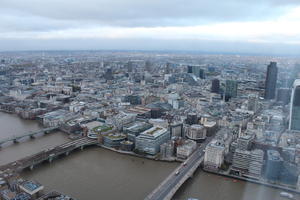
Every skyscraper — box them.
[187,65,205,78]
[211,79,220,93]
[289,79,300,131]
[264,62,278,100]
[225,80,238,100]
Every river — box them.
[0,112,298,200]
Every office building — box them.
[186,113,198,125]
[186,124,207,141]
[264,62,278,100]
[104,68,113,80]
[248,149,264,179]
[103,133,126,148]
[123,121,153,142]
[187,65,205,79]
[232,149,251,171]
[289,79,300,131]
[135,126,170,155]
[176,139,197,159]
[204,140,225,170]
[247,94,259,112]
[211,79,220,93]
[265,150,283,181]
[160,141,175,159]
[225,80,238,100]
[237,135,254,151]
[277,88,291,105]
[170,123,183,138]
[123,95,142,105]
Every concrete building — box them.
[203,121,217,137]
[248,149,264,179]
[204,140,225,171]
[265,150,283,182]
[120,140,134,151]
[237,135,254,151]
[247,94,259,112]
[176,139,197,159]
[160,141,175,159]
[135,126,170,155]
[186,124,207,141]
[186,113,198,125]
[19,180,44,198]
[170,123,183,138]
[232,149,251,172]
[38,109,74,127]
[167,92,183,109]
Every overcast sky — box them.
[1,0,300,54]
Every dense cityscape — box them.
[0,51,299,199]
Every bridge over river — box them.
[145,137,213,200]
[0,137,97,175]
[0,126,59,147]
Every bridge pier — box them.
[13,139,19,144]
[48,157,53,163]
[30,165,34,170]
[30,135,36,139]
[65,151,70,156]
[80,146,84,150]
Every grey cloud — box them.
[0,0,298,30]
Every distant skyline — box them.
[1,0,300,54]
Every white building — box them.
[204,140,225,170]
[43,85,72,95]
[168,92,181,109]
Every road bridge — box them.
[0,127,59,147]
[0,137,97,174]
[145,137,213,200]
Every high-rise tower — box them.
[264,62,278,100]
[289,79,300,131]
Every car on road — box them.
[183,162,187,166]
[175,170,180,175]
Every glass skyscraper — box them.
[289,79,300,131]
[264,62,278,100]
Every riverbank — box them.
[203,168,300,195]
[97,144,184,163]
